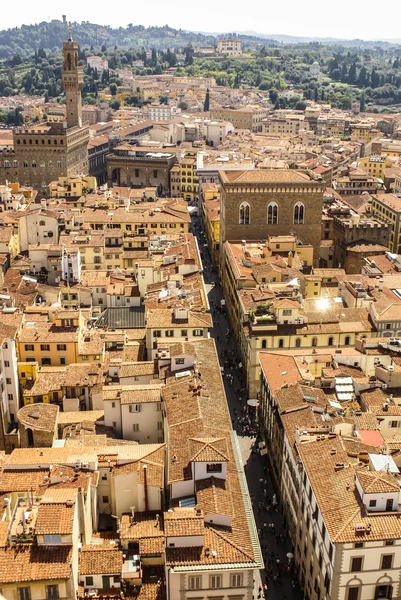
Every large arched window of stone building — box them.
[267,202,278,224]
[239,202,250,225]
[293,202,305,224]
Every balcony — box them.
[121,555,142,585]
[250,316,278,331]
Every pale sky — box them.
[3,0,401,42]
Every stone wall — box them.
[220,184,324,265]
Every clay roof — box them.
[120,512,163,541]
[0,545,72,583]
[18,403,59,432]
[164,509,205,537]
[79,545,123,575]
[195,476,233,517]
[356,470,400,493]
[220,169,313,184]
[35,492,76,535]
[298,436,401,543]
[189,437,229,462]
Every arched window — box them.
[239,202,250,225]
[267,202,278,224]
[293,202,305,225]
[12,160,18,168]
[344,335,350,346]
[23,161,28,168]
[328,336,334,346]
[261,339,267,349]
[4,160,9,168]
[312,337,318,347]
[295,338,301,348]
[278,338,284,348]
[32,162,36,168]
[39,220,46,226]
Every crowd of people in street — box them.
[190,214,303,600]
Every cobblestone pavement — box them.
[192,218,304,600]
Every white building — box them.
[206,120,234,147]
[103,384,164,444]
[217,39,242,56]
[147,103,180,122]
[87,56,109,73]
[19,207,59,251]
[0,319,20,450]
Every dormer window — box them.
[206,463,222,473]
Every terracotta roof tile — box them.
[79,546,123,575]
[0,546,73,583]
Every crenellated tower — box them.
[62,25,83,129]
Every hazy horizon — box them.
[2,0,401,43]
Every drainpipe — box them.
[143,465,149,512]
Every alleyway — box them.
[192,217,304,600]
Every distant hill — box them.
[0,20,273,59]
[199,29,398,48]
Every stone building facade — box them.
[17,403,58,448]
[0,30,89,195]
[332,215,390,269]
[219,169,325,266]
[107,146,177,194]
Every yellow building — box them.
[0,223,20,258]
[371,193,401,253]
[179,154,199,202]
[357,155,394,179]
[48,175,97,197]
[170,164,181,198]
[202,184,220,265]
[304,274,322,298]
[18,311,80,367]
[210,106,267,132]
[351,123,376,142]
[81,201,190,235]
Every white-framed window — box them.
[188,576,201,590]
[267,202,278,224]
[193,329,203,337]
[294,202,305,224]
[239,202,250,225]
[210,575,222,589]
[231,573,243,587]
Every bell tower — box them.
[62,25,83,129]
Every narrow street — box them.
[192,216,304,600]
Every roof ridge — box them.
[190,441,229,462]
[211,527,255,562]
